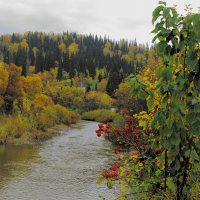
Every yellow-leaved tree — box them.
[20,75,43,100]
[68,42,79,56]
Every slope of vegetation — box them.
[0,62,80,144]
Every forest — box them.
[0,32,151,84]
[0,31,159,144]
[0,1,200,200]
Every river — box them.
[0,121,116,200]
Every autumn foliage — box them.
[0,62,80,143]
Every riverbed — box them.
[0,121,116,200]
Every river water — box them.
[0,121,116,200]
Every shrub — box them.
[53,104,80,125]
[82,109,119,123]
[36,106,58,130]
[36,104,80,131]
[33,94,54,109]
[85,91,113,111]
[0,115,25,138]
[47,85,85,110]
[114,81,146,113]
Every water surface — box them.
[0,121,115,200]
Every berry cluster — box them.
[101,162,121,179]
[95,109,142,148]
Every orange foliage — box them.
[97,80,107,92]
[0,63,22,111]
[33,94,54,109]
[0,63,9,95]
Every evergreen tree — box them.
[86,84,91,93]
[57,58,63,80]
[63,52,69,72]
[106,71,123,96]
[98,73,103,82]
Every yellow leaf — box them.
[190,81,194,89]
[119,154,125,160]
[107,178,113,189]
[119,167,125,176]
[124,160,128,165]
[137,162,143,167]
[129,154,138,160]
[96,177,105,184]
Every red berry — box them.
[114,146,122,153]
[136,139,141,145]
[114,128,120,133]
[109,165,117,171]
[128,116,133,122]
[122,109,129,115]
[98,123,104,129]
[96,130,100,134]
[96,132,101,137]
[104,129,109,134]
[134,129,139,135]
[106,125,110,129]
[124,124,130,131]
[122,131,127,137]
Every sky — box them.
[0,0,199,44]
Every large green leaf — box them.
[167,178,176,193]
[152,5,164,24]
[185,150,199,161]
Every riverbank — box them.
[0,123,80,145]
[0,107,120,145]
[0,124,60,145]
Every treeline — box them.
[0,32,158,94]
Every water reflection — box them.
[0,145,41,190]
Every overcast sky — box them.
[0,0,199,44]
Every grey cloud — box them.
[116,18,149,30]
[0,0,199,44]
